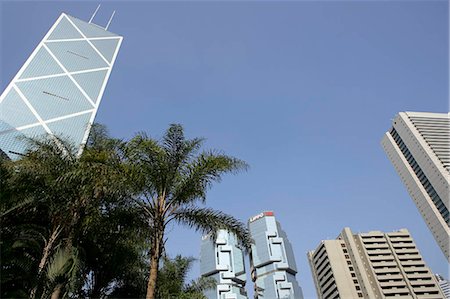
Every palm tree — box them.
[155,255,215,299]
[3,126,129,299]
[124,124,252,299]
[79,201,150,298]
[0,163,43,298]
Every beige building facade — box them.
[381,112,450,261]
[308,228,445,299]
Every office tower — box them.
[200,229,248,299]
[436,274,450,299]
[308,227,445,299]
[381,112,450,261]
[0,12,122,159]
[248,211,303,299]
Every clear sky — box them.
[1,1,449,298]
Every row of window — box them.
[341,244,364,297]
[410,116,450,124]
[312,244,327,265]
[316,259,332,280]
[390,128,450,225]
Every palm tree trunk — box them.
[30,224,61,299]
[50,284,63,299]
[146,232,163,299]
[66,209,79,250]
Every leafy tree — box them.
[1,150,46,298]
[79,202,150,298]
[1,125,131,298]
[1,123,250,299]
[124,124,252,299]
[155,255,215,299]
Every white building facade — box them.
[381,112,450,261]
[436,274,450,299]
[308,228,445,299]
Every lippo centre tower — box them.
[248,211,303,299]
[200,229,248,299]
[0,12,122,159]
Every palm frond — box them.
[170,152,248,206]
[46,247,74,284]
[0,197,33,218]
[173,207,252,250]
[42,246,82,298]
[185,276,216,293]
[125,133,167,194]
[162,124,204,166]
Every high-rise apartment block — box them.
[308,228,445,299]
[0,12,122,159]
[381,112,450,261]
[200,230,248,299]
[435,275,450,299]
[248,211,303,299]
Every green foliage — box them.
[0,123,248,299]
[0,125,137,298]
[125,124,251,249]
[124,124,250,298]
[79,203,150,298]
[41,247,82,299]
[155,255,214,299]
[1,156,44,297]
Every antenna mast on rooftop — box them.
[105,10,116,30]
[89,4,101,23]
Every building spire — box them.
[89,4,101,23]
[105,10,116,30]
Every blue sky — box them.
[1,1,448,298]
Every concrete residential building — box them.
[381,112,450,261]
[308,227,445,299]
[200,229,248,299]
[0,12,122,159]
[248,211,303,299]
[435,274,450,299]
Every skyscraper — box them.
[308,227,445,299]
[0,12,122,159]
[436,274,450,299]
[248,211,303,299]
[381,112,450,261]
[200,229,248,299]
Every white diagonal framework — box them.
[0,13,122,159]
[41,43,96,107]
[64,16,111,67]
[16,67,109,83]
[46,36,121,43]
[12,85,53,134]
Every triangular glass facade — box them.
[0,13,122,159]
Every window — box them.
[356,286,360,290]
[351,273,356,277]
[349,267,354,271]
[345,255,350,259]
[347,261,352,265]
[358,293,363,298]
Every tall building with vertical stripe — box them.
[381,112,450,261]
[200,229,248,299]
[308,228,445,299]
[0,12,122,159]
[435,274,450,299]
[248,211,303,299]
